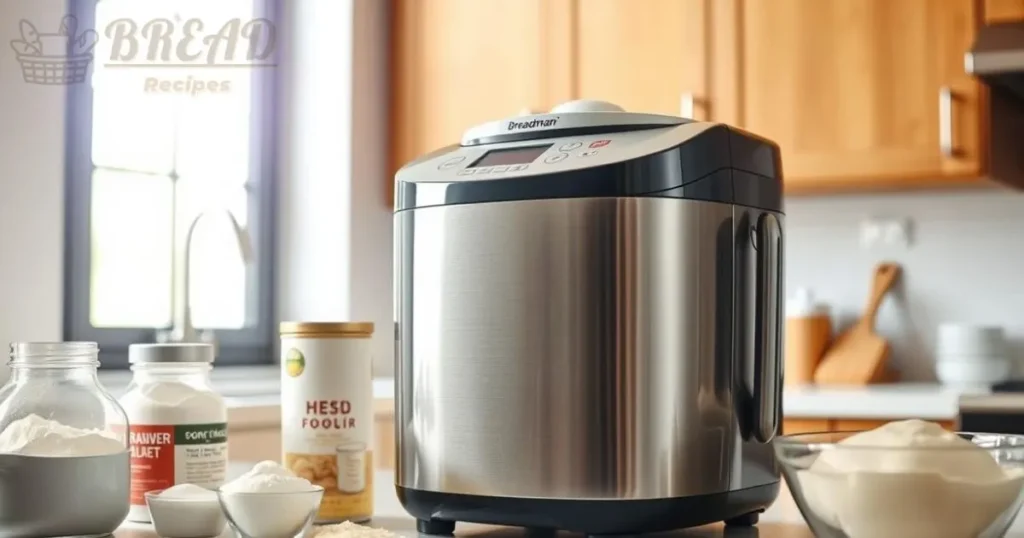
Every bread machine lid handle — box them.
[460,99,686,147]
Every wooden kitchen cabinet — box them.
[985,0,1024,22]
[573,0,710,120]
[782,419,831,435]
[783,418,955,435]
[390,0,994,200]
[735,0,985,193]
[389,0,572,190]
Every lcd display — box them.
[469,145,552,168]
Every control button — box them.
[491,165,509,172]
[509,164,529,171]
[544,153,569,164]
[457,169,475,176]
[589,140,611,148]
[559,142,583,151]
[476,167,492,174]
[439,156,467,170]
[579,150,599,157]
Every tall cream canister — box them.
[280,321,374,524]
[784,288,832,386]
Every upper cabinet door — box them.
[390,0,572,178]
[738,0,983,191]
[985,0,1024,22]
[573,0,709,120]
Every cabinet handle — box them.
[680,93,695,118]
[939,87,954,157]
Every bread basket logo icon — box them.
[10,16,98,85]
[285,348,305,378]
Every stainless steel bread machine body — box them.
[393,100,785,535]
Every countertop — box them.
[113,464,1024,538]
[98,365,989,424]
[115,465,817,538]
[782,382,989,420]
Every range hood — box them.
[966,22,1024,100]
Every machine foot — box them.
[417,519,456,535]
[724,512,760,527]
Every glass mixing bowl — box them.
[774,430,1024,538]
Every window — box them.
[64,0,279,367]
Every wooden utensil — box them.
[813,263,902,385]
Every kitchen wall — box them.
[0,0,66,381]
[787,190,1024,381]
[2,0,1022,383]
[277,0,394,375]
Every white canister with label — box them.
[281,321,374,523]
[119,343,228,522]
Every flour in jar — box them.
[799,419,1024,538]
[0,414,123,456]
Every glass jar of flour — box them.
[0,342,130,538]
[118,343,227,522]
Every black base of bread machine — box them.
[396,481,780,536]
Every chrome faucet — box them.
[157,208,254,347]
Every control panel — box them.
[421,126,686,183]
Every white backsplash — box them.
[785,189,1024,381]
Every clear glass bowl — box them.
[217,487,324,538]
[775,430,1024,538]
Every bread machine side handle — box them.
[752,213,783,443]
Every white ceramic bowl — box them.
[145,489,226,538]
[936,358,1011,387]
[937,324,1006,358]
[217,486,324,538]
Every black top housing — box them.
[395,124,784,214]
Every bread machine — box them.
[393,100,785,535]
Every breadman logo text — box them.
[507,117,559,131]
[10,13,276,94]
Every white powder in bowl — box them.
[798,419,1024,538]
[158,483,218,502]
[219,461,325,538]
[221,460,318,493]
[0,414,124,456]
[312,521,398,538]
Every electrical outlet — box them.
[882,219,912,248]
[860,220,883,248]
[860,218,912,249]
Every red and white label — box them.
[128,425,175,505]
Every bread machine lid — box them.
[395,100,784,213]
[460,100,686,146]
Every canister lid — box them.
[279,321,375,337]
[129,343,216,364]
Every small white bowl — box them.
[217,486,324,538]
[937,324,1006,357]
[145,489,226,538]
[936,358,1011,387]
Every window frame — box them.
[63,0,281,368]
